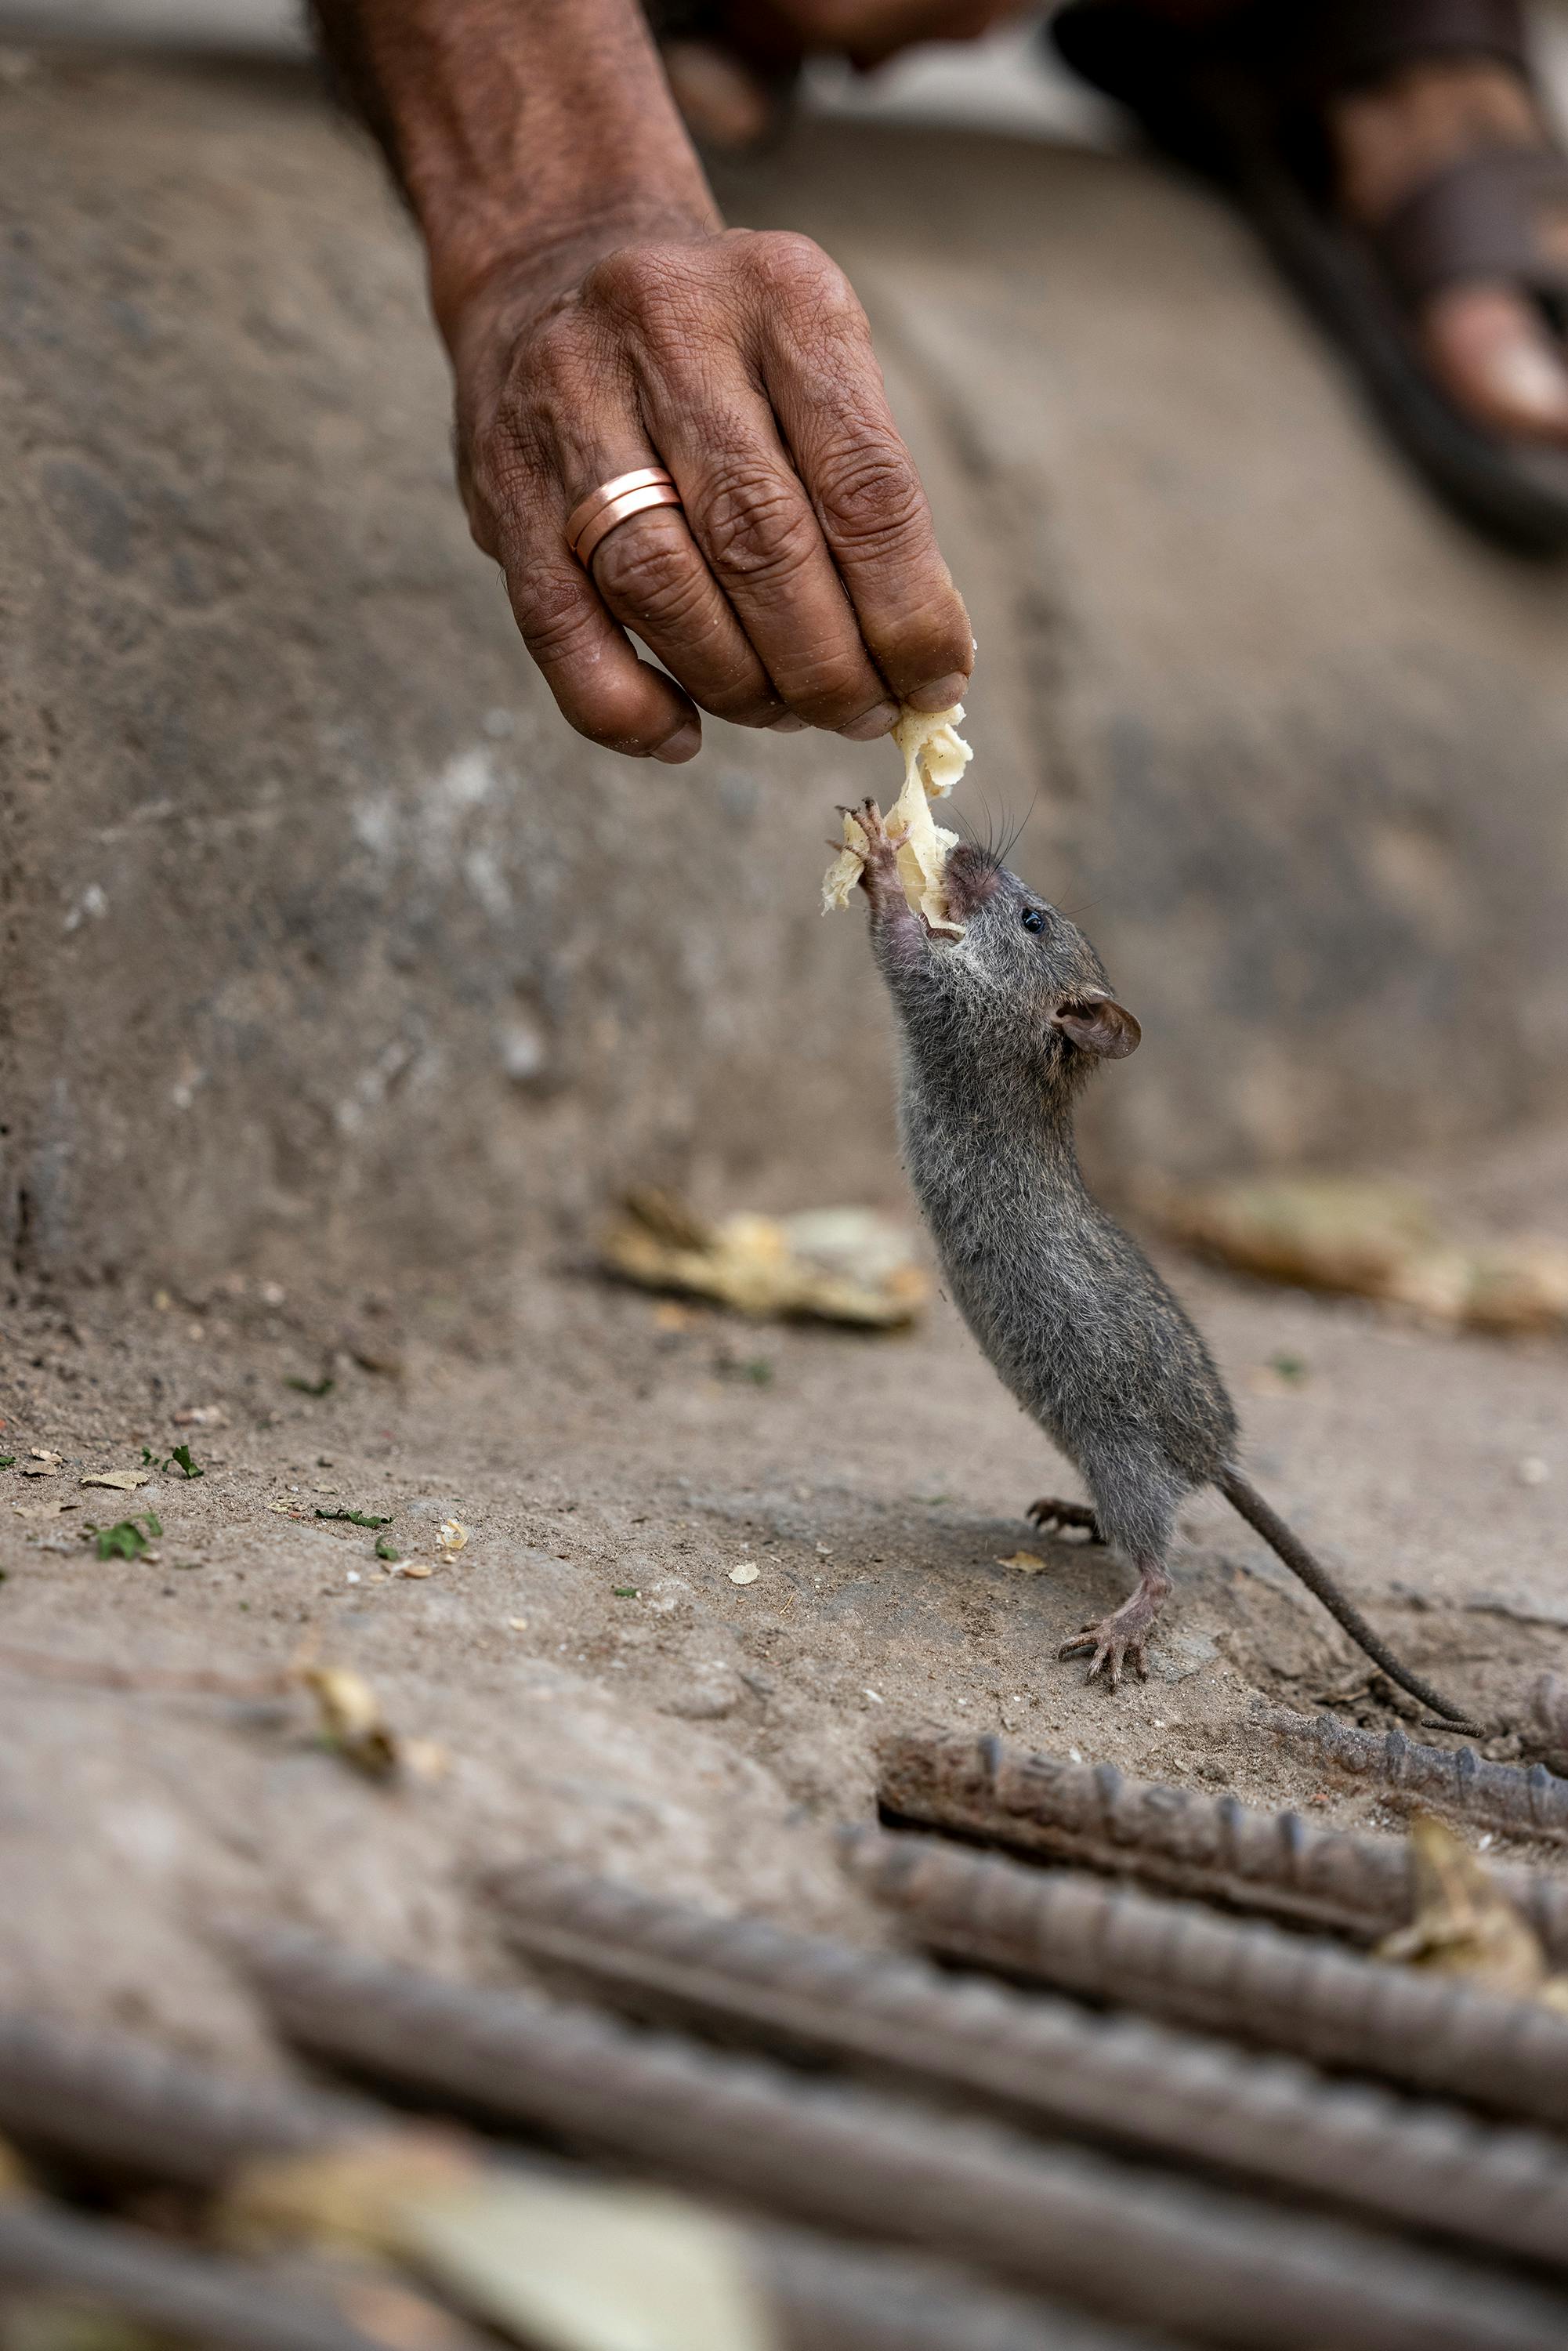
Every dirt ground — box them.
[2,1132,1566,2074]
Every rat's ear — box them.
[1052,993,1142,1059]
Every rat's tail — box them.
[1216,1466,1487,1732]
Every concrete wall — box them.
[5,54,1568,1288]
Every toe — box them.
[1422,282,1568,440]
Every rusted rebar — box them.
[877,1726,1568,1957]
[492,1859,1568,2271]
[755,2234,1161,2351]
[0,2196,427,2351]
[1255,1707,1568,1842]
[237,1919,1568,2351]
[0,2005,1150,2351]
[848,1826,1568,2128]
[0,2008,373,2189]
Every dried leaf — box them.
[223,2137,477,2254]
[19,1451,61,1478]
[226,2150,770,2351]
[1375,1815,1549,1997]
[81,1472,153,1494]
[996,1550,1048,1574]
[436,1520,469,1561]
[400,2175,773,2351]
[603,1194,927,1328]
[299,1666,399,1778]
[396,1563,433,1580]
[1159,1176,1568,1337]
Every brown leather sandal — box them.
[1051,0,1568,551]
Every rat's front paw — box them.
[1028,1496,1104,1545]
[842,797,903,893]
[1059,1601,1157,1692]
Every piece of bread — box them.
[820,705,972,931]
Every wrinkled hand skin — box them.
[451,230,972,762]
[307,0,970,760]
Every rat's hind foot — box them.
[1059,1614,1152,1692]
[1059,1561,1171,1694]
[1028,1497,1104,1545]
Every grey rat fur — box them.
[848,796,1480,1726]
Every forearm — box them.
[308,0,722,337]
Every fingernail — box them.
[904,672,969,715]
[769,715,809,733]
[652,719,701,764]
[1482,339,1568,422]
[840,701,900,743]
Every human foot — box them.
[1331,55,1568,442]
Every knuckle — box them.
[593,523,707,630]
[699,467,817,588]
[581,242,701,339]
[742,230,849,309]
[513,572,599,669]
[813,445,925,552]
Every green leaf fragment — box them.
[286,1376,335,1396]
[92,1514,160,1561]
[315,1508,393,1527]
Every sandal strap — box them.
[1302,0,1526,96]
[1374,146,1568,300]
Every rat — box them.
[846,795,1483,1728]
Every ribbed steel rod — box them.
[0,2197,426,2351]
[237,1920,1568,2351]
[0,2005,1151,2351]
[848,1827,1568,2128]
[1255,1707,1568,1842]
[0,2008,375,2189]
[492,1858,1568,2272]
[877,1727,1568,1956]
[755,2234,1164,2351]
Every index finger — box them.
[762,285,973,711]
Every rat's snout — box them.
[942,842,1001,922]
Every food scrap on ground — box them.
[1157,1173,1568,1335]
[821,701,972,933]
[1376,1814,1568,2009]
[602,1189,928,1328]
[298,1662,447,1783]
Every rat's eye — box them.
[1019,907,1047,934]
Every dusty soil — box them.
[2,1184,1565,2072]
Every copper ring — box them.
[566,468,683,567]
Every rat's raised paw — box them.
[841,796,901,878]
[1028,1496,1104,1545]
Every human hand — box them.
[450,226,972,763]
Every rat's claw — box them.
[1028,1497,1103,1543]
[1059,1614,1151,1692]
